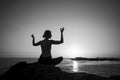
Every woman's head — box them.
[43,30,52,39]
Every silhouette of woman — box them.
[31,27,64,65]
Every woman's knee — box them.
[58,56,63,60]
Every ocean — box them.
[0,58,120,77]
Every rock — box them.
[109,75,120,80]
[0,61,119,80]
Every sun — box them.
[68,45,80,58]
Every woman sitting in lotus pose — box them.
[31,27,64,65]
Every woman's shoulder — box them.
[41,39,53,42]
[49,39,55,42]
[38,39,44,43]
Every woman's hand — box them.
[60,27,64,33]
[31,34,34,38]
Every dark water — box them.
[0,58,120,77]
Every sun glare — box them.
[73,61,79,72]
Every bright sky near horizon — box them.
[0,0,120,58]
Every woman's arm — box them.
[60,27,64,43]
[31,34,40,46]
[52,27,64,44]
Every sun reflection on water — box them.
[73,61,79,72]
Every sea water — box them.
[57,59,120,77]
[0,58,120,77]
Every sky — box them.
[0,0,120,58]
